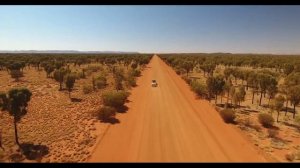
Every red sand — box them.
[88,55,270,162]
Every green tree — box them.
[190,80,207,98]
[258,73,274,106]
[266,78,278,105]
[223,79,232,106]
[270,95,285,122]
[223,68,233,80]
[283,64,294,76]
[10,70,23,81]
[5,88,32,146]
[289,85,300,119]
[53,68,69,90]
[247,72,259,104]
[180,61,194,76]
[131,62,138,69]
[113,68,125,91]
[44,64,55,78]
[236,85,246,106]
[206,75,225,104]
[65,74,76,99]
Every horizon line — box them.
[1,50,300,55]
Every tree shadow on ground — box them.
[71,98,82,102]
[271,135,291,144]
[20,143,49,161]
[100,118,120,124]
[224,120,238,125]
[284,107,296,113]
[116,105,129,113]
[283,122,300,130]
[242,109,259,113]
[267,125,280,130]
[262,104,271,108]
[194,95,208,100]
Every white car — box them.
[152,80,158,87]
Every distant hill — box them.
[0,50,140,54]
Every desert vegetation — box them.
[159,53,300,162]
[0,53,152,162]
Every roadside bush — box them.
[190,80,207,98]
[102,90,130,109]
[219,108,236,123]
[82,84,93,94]
[98,106,116,121]
[129,69,141,77]
[258,113,274,128]
[127,74,137,87]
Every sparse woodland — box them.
[0,53,152,162]
[1,52,300,162]
[159,53,300,162]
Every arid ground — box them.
[88,55,271,162]
[1,54,299,162]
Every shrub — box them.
[85,65,103,76]
[127,75,137,87]
[98,106,116,121]
[131,62,138,69]
[268,129,278,138]
[65,74,76,90]
[219,109,236,123]
[10,70,23,81]
[129,69,141,77]
[102,90,130,109]
[190,80,207,98]
[258,113,274,128]
[285,152,295,162]
[82,84,93,94]
[95,75,107,89]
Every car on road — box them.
[152,80,158,87]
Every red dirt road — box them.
[88,55,269,162]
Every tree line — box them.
[159,54,300,122]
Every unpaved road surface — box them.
[88,55,270,162]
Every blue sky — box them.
[1,5,300,54]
